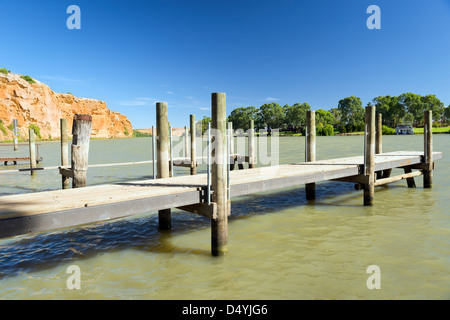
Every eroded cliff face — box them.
[0,73,132,141]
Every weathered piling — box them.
[190,114,197,175]
[228,122,235,171]
[376,113,382,154]
[152,126,157,179]
[71,114,92,188]
[305,110,316,200]
[423,110,433,188]
[211,92,228,256]
[184,126,189,158]
[28,129,37,176]
[363,106,376,206]
[156,102,171,229]
[13,119,18,151]
[60,118,69,189]
[375,113,383,179]
[248,120,256,169]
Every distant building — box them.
[395,125,414,135]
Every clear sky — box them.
[1,0,449,129]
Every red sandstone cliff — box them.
[0,73,132,141]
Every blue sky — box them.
[1,0,449,129]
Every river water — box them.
[0,135,448,299]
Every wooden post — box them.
[305,110,316,200]
[184,126,189,158]
[248,120,256,169]
[363,106,375,206]
[13,119,18,151]
[28,129,36,176]
[156,102,171,229]
[228,122,235,171]
[71,114,92,188]
[376,113,382,154]
[60,118,69,189]
[375,113,383,179]
[152,126,157,179]
[211,92,228,256]
[423,110,433,188]
[169,125,174,177]
[190,114,196,175]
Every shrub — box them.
[382,125,395,135]
[133,130,152,137]
[124,126,130,136]
[316,124,324,136]
[324,124,334,136]
[29,124,42,139]
[0,68,10,75]
[21,75,36,84]
[0,120,7,135]
[338,125,347,134]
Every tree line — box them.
[208,93,450,135]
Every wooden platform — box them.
[1,157,43,165]
[0,151,442,239]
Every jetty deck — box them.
[0,151,442,239]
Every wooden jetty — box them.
[0,96,443,256]
[0,144,42,165]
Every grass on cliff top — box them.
[0,68,10,75]
[21,75,36,84]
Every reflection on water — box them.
[0,135,449,299]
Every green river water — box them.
[0,135,448,299]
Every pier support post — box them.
[156,102,171,229]
[211,92,228,256]
[185,126,189,158]
[13,119,18,151]
[305,110,316,200]
[190,114,197,175]
[375,113,383,179]
[363,106,375,206]
[71,114,92,188]
[423,110,433,188]
[248,120,256,169]
[28,129,37,176]
[60,118,70,189]
[228,122,235,171]
[376,113,382,154]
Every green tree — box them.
[398,93,422,126]
[421,94,445,123]
[444,106,450,123]
[330,108,342,127]
[337,96,364,131]
[372,95,404,127]
[401,113,414,126]
[201,116,211,135]
[257,102,285,130]
[227,106,258,131]
[284,102,310,132]
[315,109,335,127]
